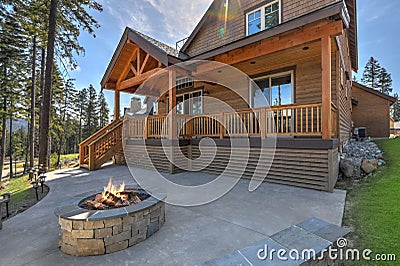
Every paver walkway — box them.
[0,165,346,266]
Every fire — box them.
[101,177,125,203]
[81,177,145,210]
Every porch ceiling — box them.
[233,39,323,77]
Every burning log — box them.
[79,177,148,210]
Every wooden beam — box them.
[117,48,138,83]
[207,20,343,69]
[118,67,163,91]
[168,70,177,140]
[105,82,116,90]
[321,36,332,140]
[114,90,120,121]
[139,53,150,75]
[137,48,141,76]
[130,63,137,76]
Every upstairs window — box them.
[246,1,281,36]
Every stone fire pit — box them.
[54,188,166,256]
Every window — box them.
[167,90,203,115]
[250,71,294,108]
[176,76,194,90]
[246,1,281,36]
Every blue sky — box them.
[69,0,400,111]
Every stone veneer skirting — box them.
[55,189,166,256]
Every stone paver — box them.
[0,165,346,265]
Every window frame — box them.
[246,0,282,36]
[166,89,204,115]
[250,70,295,108]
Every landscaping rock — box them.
[340,158,362,178]
[361,159,378,174]
[340,140,385,179]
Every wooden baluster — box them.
[301,108,303,133]
[285,108,289,133]
[311,106,314,133]
[306,107,309,133]
[219,113,225,139]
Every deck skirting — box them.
[124,138,339,192]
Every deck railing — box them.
[124,103,332,139]
[79,120,123,170]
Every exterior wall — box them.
[335,30,353,144]
[124,139,339,192]
[185,0,340,56]
[352,86,391,138]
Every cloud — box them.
[144,0,213,40]
[98,0,213,45]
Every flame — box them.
[101,177,125,202]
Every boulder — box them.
[340,158,362,179]
[361,159,378,174]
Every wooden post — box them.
[168,70,177,174]
[321,36,332,140]
[88,144,95,171]
[114,90,120,121]
[79,145,85,165]
[168,70,177,140]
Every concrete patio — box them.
[0,165,346,265]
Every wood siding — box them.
[124,140,338,191]
[185,0,340,56]
[352,86,392,138]
[335,31,353,144]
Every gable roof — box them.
[352,81,396,104]
[180,0,358,70]
[100,27,183,89]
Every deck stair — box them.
[79,120,123,170]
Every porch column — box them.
[114,90,120,121]
[321,36,332,140]
[168,70,177,140]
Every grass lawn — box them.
[1,174,49,219]
[343,138,400,264]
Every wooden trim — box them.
[321,36,332,140]
[118,67,163,91]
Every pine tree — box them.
[392,93,400,122]
[361,57,381,89]
[84,84,99,138]
[98,91,110,128]
[77,88,88,143]
[377,67,393,95]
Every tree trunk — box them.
[0,98,7,184]
[24,123,30,174]
[9,113,13,179]
[30,36,37,169]
[39,0,58,169]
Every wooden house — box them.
[352,82,396,138]
[80,0,358,192]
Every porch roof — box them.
[100,27,184,90]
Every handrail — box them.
[88,120,123,147]
[79,119,121,147]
